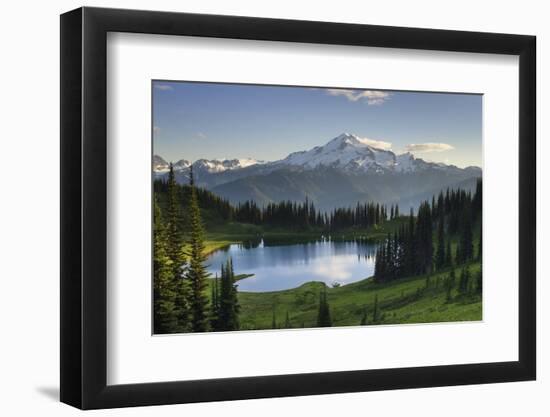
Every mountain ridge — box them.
[153,133,481,210]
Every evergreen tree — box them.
[210,273,220,330]
[458,266,470,295]
[185,185,211,332]
[416,202,433,274]
[445,239,453,267]
[475,269,482,294]
[472,178,482,220]
[218,258,240,331]
[317,287,332,327]
[435,214,446,270]
[478,226,483,261]
[165,164,185,268]
[461,204,474,262]
[189,163,194,186]
[405,208,417,275]
[153,199,178,333]
[165,164,189,331]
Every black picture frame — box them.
[60,6,536,410]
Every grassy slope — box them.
[232,262,481,330]
[202,216,482,330]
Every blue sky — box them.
[153,81,482,168]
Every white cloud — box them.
[357,136,392,150]
[404,143,455,153]
[154,84,173,91]
[326,89,391,105]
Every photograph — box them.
[152,81,483,334]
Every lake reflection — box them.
[206,239,378,292]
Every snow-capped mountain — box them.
[153,156,265,186]
[193,158,263,173]
[153,156,190,176]
[275,133,467,174]
[153,133,481,210]
[279,133,396,172]
[153,155,169,173]
[154,133,477,177]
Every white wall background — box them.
[0,0,545,415]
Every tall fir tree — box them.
[458,203,474,263]
[478,225,483,261]
[445,239,453,267]
[165,163,189,331]
[435,214,446,270]
[458,266,470,295]
[218,258,240,331]
[165,164,184,267]
[153,199,178,333]
[210,273,220,330]
[185,185,211,332]
[189,163,195,186]
[416,202,433,274]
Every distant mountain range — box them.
[154,133,481,211]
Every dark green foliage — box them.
[472,178,482,220]
[458,266,471,295]
[478,225,482,261]
[217,258,240,331]
[236,198,392,231]
[165,164,185,270]
[186,186,211,332]
[475,269,482,294]
[374,180,482,284]
[445,239,453,267]
[457,202,474,263]
[189,164,194,186]
[153,199,178,333]
[435,214,446,270]
[165,165,190,331]
[210,274,220,329]
[154,179,234,228]
[416,201,433,274]
[317,287,332,327]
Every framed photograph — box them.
[60,7,536,409]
